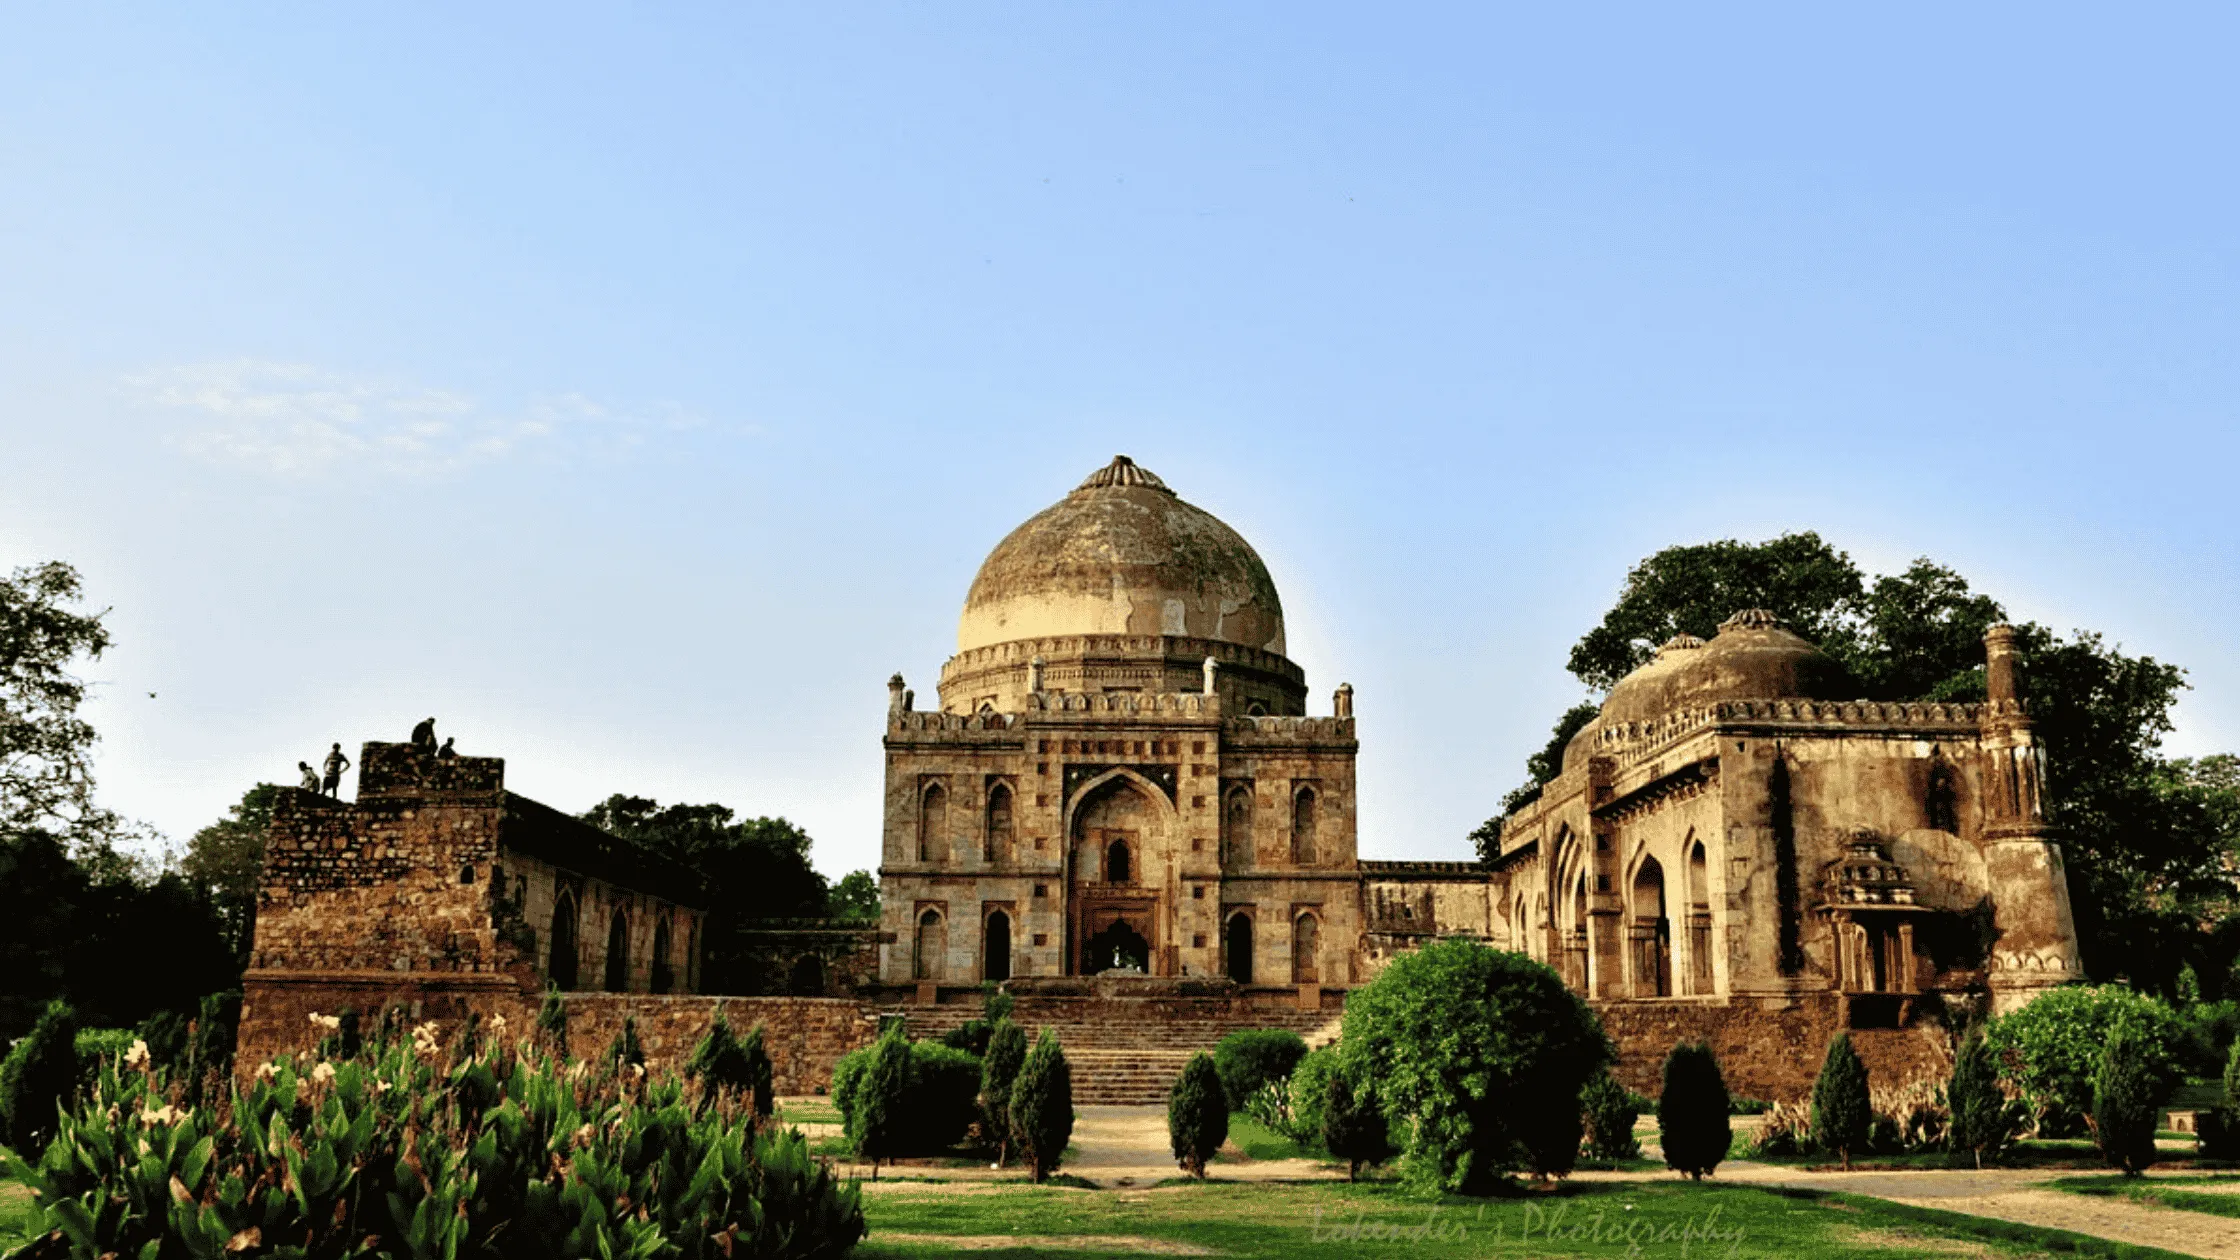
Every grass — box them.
[853,1177,2198,1259]
[1217,1113,1312,1163]
[2047,1174,2240,1220]
[0,1146,40,1251]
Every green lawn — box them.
[2048,1174,2240,1220]
[854,1178,2197,1259]
[1217,1113,1312,1163]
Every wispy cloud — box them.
[130,360,698,476]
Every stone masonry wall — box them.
[239,976,879,1097]
[1595,995,1952,1101]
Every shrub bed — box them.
[2,1015,864,1259]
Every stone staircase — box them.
[891,995,1344,1105]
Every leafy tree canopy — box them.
[183,783,280,966]
[1,562,115,844]
[826,869,880,921]
[581,795,829,920]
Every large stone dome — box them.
[1598,609,1852,726]
[957,456,1287,655]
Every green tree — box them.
[854,1025,914,1177]
[1580,1068,1642,1160]
[1811,1033,1872,1170]
[826,870,879,920]
[182,783,279,965]
[1947,1026,2022,1168]
[603,1015,645,1074]
[1167,1051,1228,1179]
[1985,985,2186,1136]
[0,562,114,844]
[1657,1041,1732,1180]
[979,1019,1027,1165]
[2196,1040,2240,1159]
[1009,1029,1075,1183]
[0,999,80,1155]
[1341,939,1611,1194]
[684,1009,773,1117]
[1321,1068,1392,1181]
[2093,1023,2174,1176]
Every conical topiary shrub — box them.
[1010,1029,1075,1183]
[979,1019,1028,1164]
[1947,1024,2020,1168]
[854,1024,914,1178]
[1581,1068,1643,1160]
[1657,1041,1732,1180]
[0,1000,79,1156]
[1168,1051,1229,1178]
[685,1009,774,1117]
[1811,1033,1871,1170]
[2094,1023,2170,1177]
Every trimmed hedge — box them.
[1212,1029,1307,1110]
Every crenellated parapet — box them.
[1223,714,1357,748]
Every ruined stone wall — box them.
[251,752,509,975]
[238,980,877,1097]
[561,996,881,1096]
[1595,996,1953,1101]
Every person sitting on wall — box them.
[298,761,320,792]
[437,736,456,759]
[321,742,351,796]
[410,716,437,751]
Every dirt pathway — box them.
[1714,1161,2240,1260]
[1067,1105,1346,1188]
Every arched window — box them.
[788,955,824,996]
[548,890,580,991]
[651,915,674,995]
[604,909,631,992]
[1686,839,1713,995]
[1292,912,1320,984]
[1106,838,1132,884]
[985,783,1014,865]
[1291,786,1318,865]
[1225,912,1254,983]
[914,908,946,981]
[1630,856,1671,997]
[1221,785,1253,868]
[918,783,948,864]
[459,863,476,884]
[984,909,1012,982]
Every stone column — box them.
[1979,625,2086,1012]
[1585,758,1624,999]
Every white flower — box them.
[254,1063,281,1082]
[310,1063,337,1085]
[123,1039,150,1069]
[489,1014,507,1032]
[411,1021,442,1055]
[573,1123,595,1148]
[307,1013,341,1032]
[138,1104,188,1126]
[628,1063,645,1081]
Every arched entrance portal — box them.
[1067,774,1169,975]
[985,909,1013,982]
[1086,918,1151,973]
[1225,912,1254,983]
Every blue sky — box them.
[3,5,2236,879]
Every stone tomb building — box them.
[878,456,1361,997]
[877,456,2087,1094]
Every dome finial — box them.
[1075,455,1173,494]
[1718,608,1783,633]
